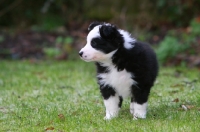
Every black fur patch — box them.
[100,85,116,100]
[99,25,124,46]
[99,25,117,39]
[119,96,123,108]
[91,37,118,54]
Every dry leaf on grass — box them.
[58,114,65,120]
[180,104,195,111]
[172,98,179,102]
[45,126,54,131]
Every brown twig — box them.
[0,0,23,17]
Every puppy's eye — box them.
[91,40,97,47]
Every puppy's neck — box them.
[96,49,117,67]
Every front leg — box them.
[100,85,123,120]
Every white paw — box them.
[103,96,120,120]
[133,112,146,119]
[104,111,118,120]
[130,102,147,119]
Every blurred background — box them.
[0,0,200,67]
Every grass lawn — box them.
[0,60,200,132]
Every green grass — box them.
[0,60,200,132]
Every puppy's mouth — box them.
[80,56,94,62]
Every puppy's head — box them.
[79,22,124,62]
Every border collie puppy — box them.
[79,22,158,120]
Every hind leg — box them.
[130,86,150,119]
[130,99,147,119]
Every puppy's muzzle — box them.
[79,51,83,57]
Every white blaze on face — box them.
[79,26,101,62]
[79,26,116,62]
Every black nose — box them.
[79,51,83,57]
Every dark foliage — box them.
[0,0,200,67]
[0,0,200,29]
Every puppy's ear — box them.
[99,25,118,39]
[88,22,102,32]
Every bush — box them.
[156,18,200,65]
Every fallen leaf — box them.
[58,114,65,120]
[45,127,54,131]
[185,105,195,109]
[180,104,195,111]
[172,98,179,102]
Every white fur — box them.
[119,30,136,49]
[87,26,101,42]
[104,95,120,120]
[80,26,111,62]
[130,102,147,119]
[98,64,137,98]
[80,26,136,61]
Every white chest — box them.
[97,66,137,98]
